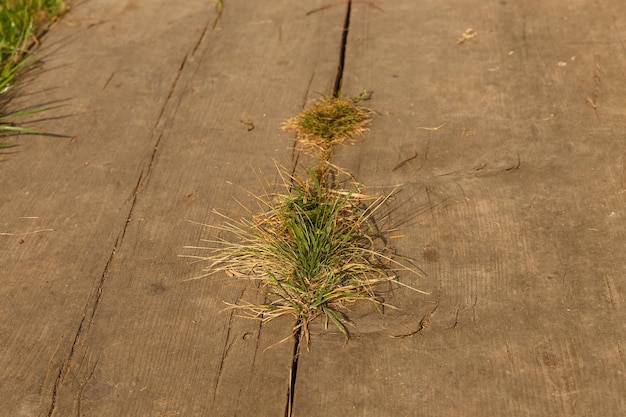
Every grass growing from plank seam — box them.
[184,94,424,345]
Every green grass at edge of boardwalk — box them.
[0,0,66,144]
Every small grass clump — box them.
[0,0,67,146]
[185,91,424,346]
[282,93,372,157]
[184,168,419,344]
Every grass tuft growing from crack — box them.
[184,167,420,344]
[282,93,372,156]
[184,91,425,346]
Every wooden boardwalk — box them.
[2,0,625,415]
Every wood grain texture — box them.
[1,2,218,416]
[1,1,347,416]
[294,0,626,416]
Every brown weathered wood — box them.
[293,0,626,416]
[1,1,348,416]
[1,2,219,415]
[4,0,626,416]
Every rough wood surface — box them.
[1,1,346,415]
[2,0,625,416]
[294,0,626,416]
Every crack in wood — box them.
[394,139,431,174]
[306,0,382,16]
[46,24,213,415]
[586,59,601,114]
[249,319,263,370]
[76,357,99,417]
[129,21,210,204]
[333,0,352,96]
[302,71,316,108]
[471,294,478,325]
[233,321,264,417]
[213,315,236,402]
[438,153,521,178]
[284,324,302,417]
[284,4,352,415]
[191,18,212,58]
[603,275,615,308]
[391,151,418,172]
[46,223,129,417]
[212,281,247,404]
[389,304,438,339]
[102,71,114,91]
[445,307,460,330]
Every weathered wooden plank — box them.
[2,1,349,416]
[293,0,626,416]
[63,2,348,414]
[1,1,218,416]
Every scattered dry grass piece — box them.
[418,122,448,131]
[456,28,478,45]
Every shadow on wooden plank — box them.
[293,0,626,416]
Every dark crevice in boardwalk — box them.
[46,177,142,416]
[285,4,353,414]
[333,0,352,96]
[212,284,245,405]
[285,325,302,417]
[45,23,212,414]
[191,16,213,58]
[46,224,131,416]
